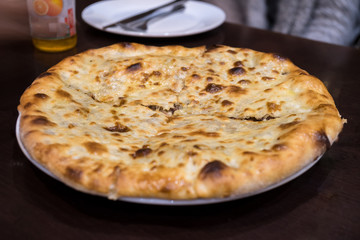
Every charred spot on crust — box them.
[143,103,181,115]
[65,167,82,181]
[172,135,186,139]
[126,62,142,72]
[228,67,246,75]
[227,50,237,54]
[204,45,222,53]
[192,74,201,79]
[146,105,159,111]
[238,79,251,85]
[227,85,246,95]
[205,83,224,93]
[267,102,281,112]
[199,160,228,180]
[93,163,104,173]
[147,105,160,111]
[37,72,52,79]
[233,61,243,67]
[152,70,161,76]
[76,107,90,114]
[189,130,220,138]
[279,121,300,130]
[262,77,275,81]
[295,69,309,75]
[259,115,276,121]
[23,102,32,109]
[187,151,198,156]
[273,53,287,61]
[272,144,288,151]
[104,122,130,133]
[83,141,108,155]
[313,104,336,111]
[168,103,182,114]
[160,184,174,193]
[132,147,152,158]
[113,98,127,107]
[31,116,56,126]
[230,116,276,121]
[34,93,49,99]
[86,92,98,102]
[56,89,72,99]
[314,130,331,151]
[120,42,133,48]
[221,100,233,106]
[157,150,165,156]
[243,151,257,155]
[68,58,76,64]
[73,108,90,118]
[22,115,31,120]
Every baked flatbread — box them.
[18,43,344,199]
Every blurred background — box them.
[1,0,359,47]
[0,0,29,41]
[205,0,360,47]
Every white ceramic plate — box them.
[81,0,226,38]
[16,115,322,205]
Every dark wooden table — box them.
[1,1,360,239]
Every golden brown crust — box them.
[18,43,344,200]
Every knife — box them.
[102,0,188,30]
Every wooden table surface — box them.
[1,1,359,239]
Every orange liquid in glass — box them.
[32,34,77,52]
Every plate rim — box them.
[81,0,226,38]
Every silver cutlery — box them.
[102,0,188,31]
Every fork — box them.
[103,0,188,31]
[124,4,186,32]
